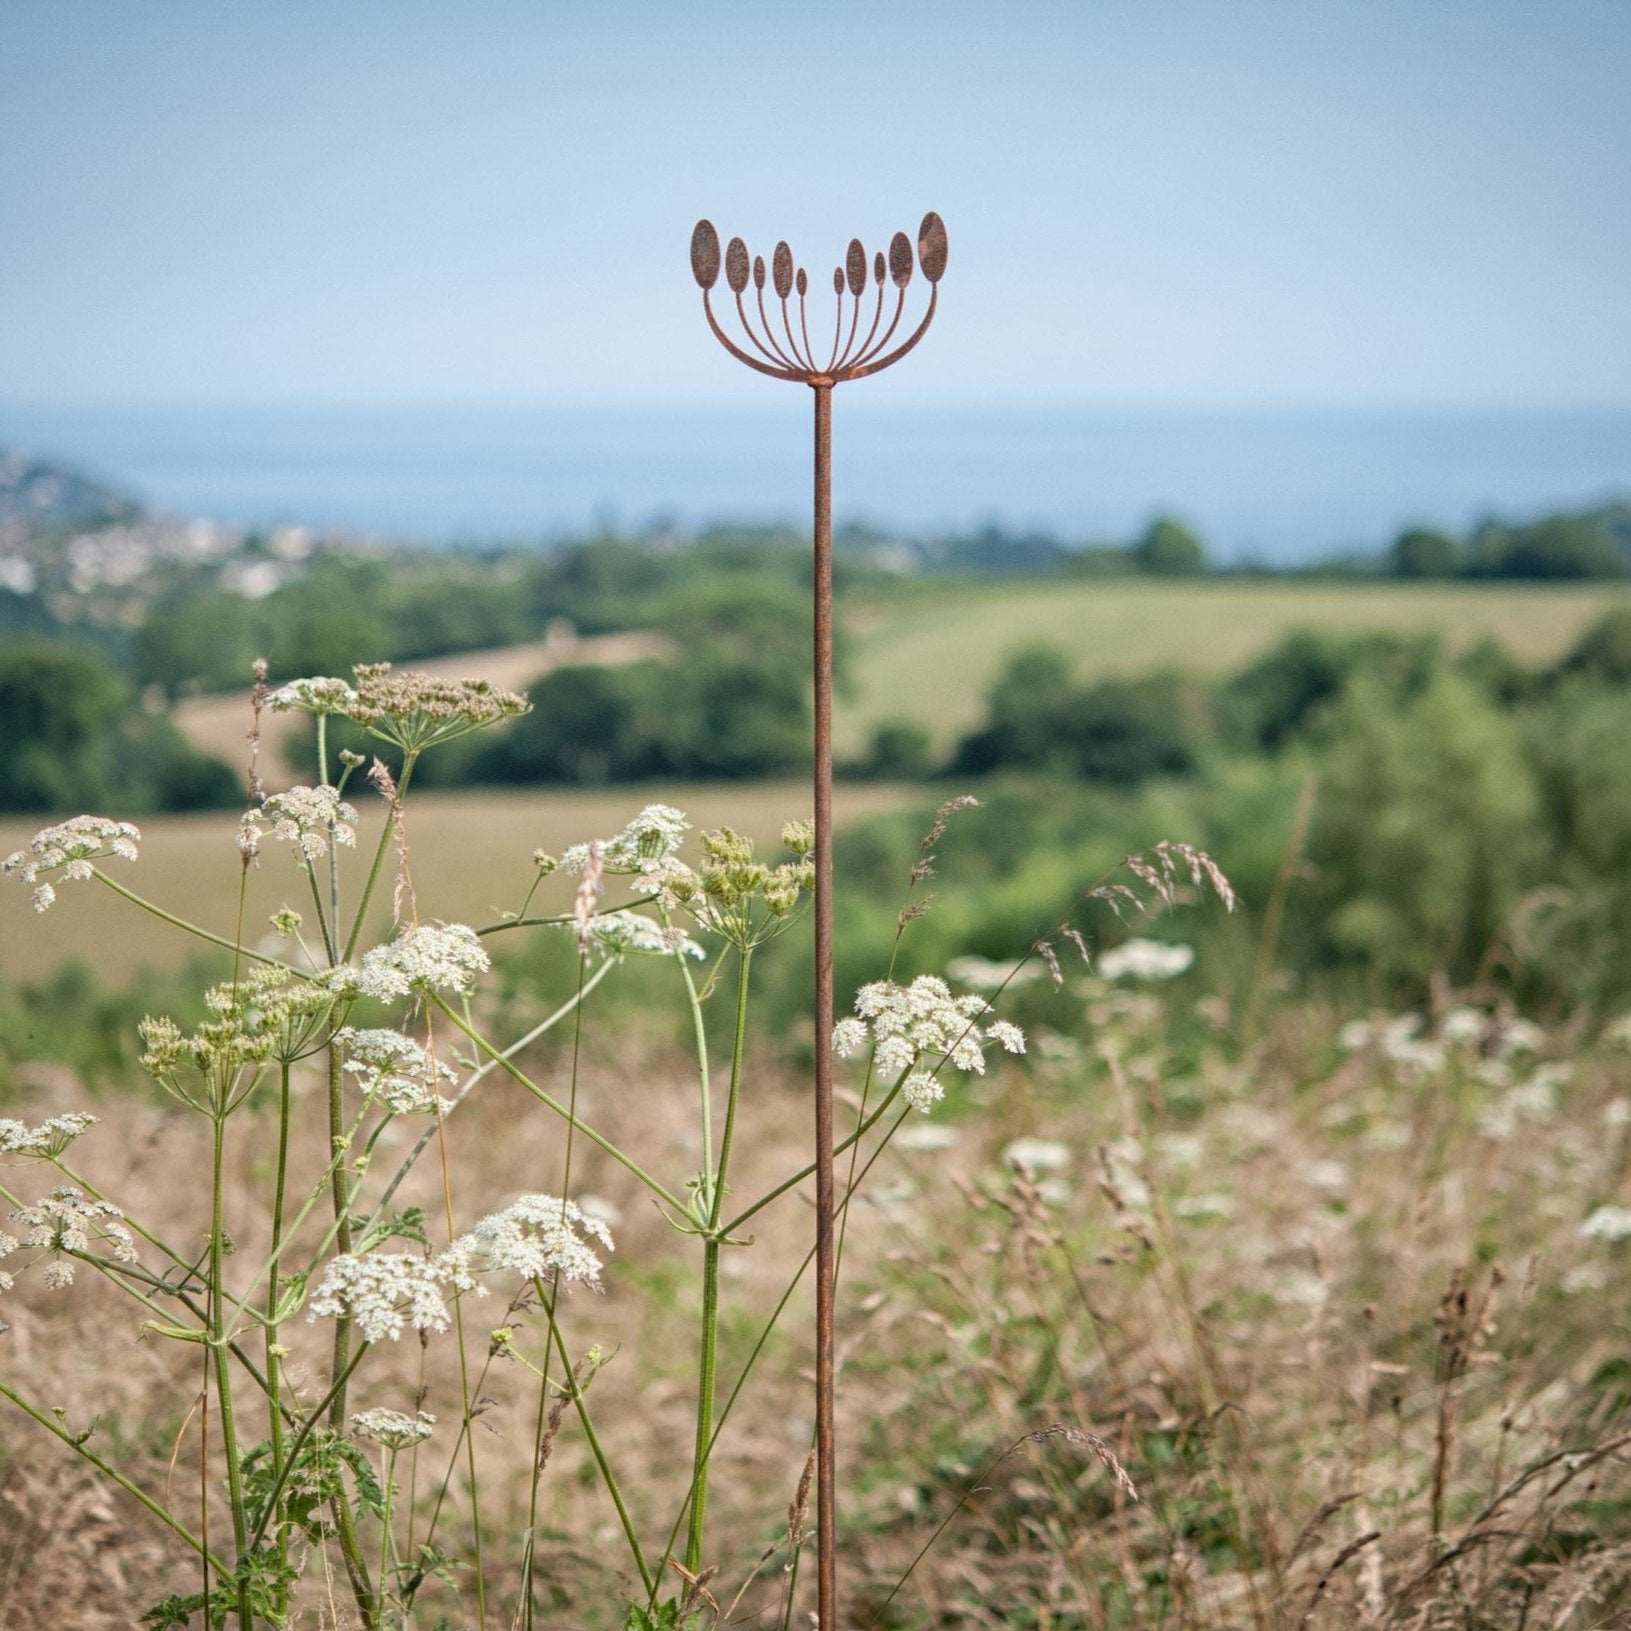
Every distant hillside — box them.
[0,448,141,529]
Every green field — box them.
[0,782,916,982]
[836,576,1631,751]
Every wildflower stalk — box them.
[685,943,753,1574]
[523,952,589,1629]
[207,1111,253,1628]
[653,1106,912,1602]
[0,1378,230,1573]
[327,1039,359,1428]
[537,1283,655,1596]
[342,750,418,962]
[91,867,293,973]
[265,1060,293,1582]
[435,1113,488,1630]
[429,996,686,1213]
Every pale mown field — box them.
[839,578,1631,751]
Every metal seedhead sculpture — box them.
[688,212,947,1629]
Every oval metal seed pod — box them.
[772,241,794,299]
[845,238,867,296]
[752,254,766,290]
[918,212,948,283]
[888,230,914,287]
[725,236,750,294]
[873,251,885,285]
[833,267,844,293]
[796,267,808,296]
[690,220,721,289]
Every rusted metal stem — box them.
[811,380,838,1627]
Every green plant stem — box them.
[653,1107,910,1602]
[685,944,752,1574]
[670,911,715,1202]
[523,951,589,1629]
[377,1447,397,1618]
[326,1040,356,1428]
[367,958,614,1228]
[51,1158,194,1275]
[538,1286,655,1597]
[0,1378,230,1573]
[208,1114,253,1628]
[722,1074,905,1237]
[92,869,294,973]
[266,1061,293,1591]
[473,899,647,937]
[342,750,417,962]
[246,1342,369,1552]
[430,996,686,1214]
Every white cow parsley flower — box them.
[443,1195,613,1292]
[1580,1205,1631,1243]
[3,816,140,911]
[4,1186,136,1289]
[561,805,690,877]
[837,974,1025,1113]
[335,1027,457,1114]
[0,1112,98,1160]
[268,676,358,715]
[358,923,490,1001]
[308,1251,464,1343]
[1097,938,1194,981]
[238,785,358,864]
[352,1408,436,1449]
[583,912,705,960]
[1004,1137,1072,1174]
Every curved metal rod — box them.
[702,292,802,382]
[797,290,818,376]
[829,290,863,374]
[842,284,938,381]
[843,284,907,373]
[824,288,846,375]
[754,284,803,372]
[735,289,798,373]
[836,281,883,374]
[781,295,813,373]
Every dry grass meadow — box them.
[3,976,1628,1627]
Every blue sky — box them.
[2,1,1628,411]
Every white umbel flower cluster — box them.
[3,816,140,912]
[238,785,358,864]
[834,975,1026,1113]
[351,1408,436,1449]
[308,1251,464,1343]
[0,1112,98,1159]
[358,923,490,1001]
[584,912,705,960]
[334,1027,457,1114]
[561,804,690,879]
[3,1186,137,1290]
[443,1194,613,1292]
[1097,938,1195,981]
[269,676,359,715]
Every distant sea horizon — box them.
[2,400,1628,564]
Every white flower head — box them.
[562,805,690,877]
[351,1408,436,1449]
[836,972,1024,1113]
[359,923,490,1001]
[268,676,359,716]
[1097,939,1194,981]
[1003,1137,1071,1174]
[1581,1205,1631,1243]
[583,912,705,960]
[3,1186,136,1290]
[3,816,140,910]
[443,1194,613,1293]
[0,1113,98,1160]
[335,1027,457,1114]
[238,785,358,865]
[308,1251,463,1343]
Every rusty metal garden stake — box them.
[689,211,947,1627]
